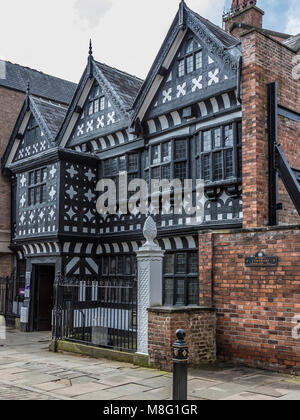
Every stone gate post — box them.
[136,216,164,355]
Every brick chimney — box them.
[223,0,264,37]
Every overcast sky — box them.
[0,0,299,83]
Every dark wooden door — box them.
[35,266,55,331]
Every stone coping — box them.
[199,224,300,235]
[148,306,216,313]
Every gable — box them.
[146,30,236,119]
[66,80,126,148]
[13,114,52,163]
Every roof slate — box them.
[188,7,240,48]
[30,96,68,139]
[95,61,144,109]
[283,33,300,52]
[0,61,77,104]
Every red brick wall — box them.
[0,86,24,274]
[199,227,300,375]
[0,86,24,223]
[224,6,264,32]
[0,254,13,277]
[241,31,300,228]
[148,308,216,372]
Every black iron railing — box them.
[0,277,14,317]
[52,275,137,352]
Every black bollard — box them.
[172,329,188,401]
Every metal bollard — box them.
[172,329,188,401]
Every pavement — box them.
[0,329,299,400]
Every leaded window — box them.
[144,139,188,185]
[163,251,199,306]
[101,255,136,279]
[28,168,47,206]
[196,122,242,183]
[86,83,106,117]
[177,38,202,78]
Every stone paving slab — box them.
[0,330,299,401]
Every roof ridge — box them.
[95,60,144,83]
[185,4,240,45]
[2,60,77,85]
[30,95,68,109]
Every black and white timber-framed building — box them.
[2,1,243,332]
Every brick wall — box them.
[224,6,264,32]
[0,254,13,277]
[0,86,24,274]
[241,30,300,228]
[199,227,300,375]
[148,308,216,372]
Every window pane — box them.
[186,40,193,54]
[35,187,41,205]
[176,254,186,273]
[225,150,233,179]
[40,185,46,203]
[175,279,185,306]
[117,257,123,274]
[202,155,210,181]
[94,99,99,113]
[151,145,160,165]
[29,188,35,206]
[175,140,187,159]
[103,257,109,275]
[174,162,186,182]
[164,279,174,306]
[128,154,138,172]
[237,122,242,145]
[29,172,34,186]
[152,167,161,179]
[195,51,202,70]
[188,278,199,306]
[100,97,105,111]
[225,124,233,147]
[104,158,117,176]
[203,131,212,152]
[213,152,223,181]
[35,170,41,184]
[186,55,194,74]
[178,59,185,77]
[42,168,47,182]
[125,256,131,275]
[119,156,126,172]
[162,165,171,180]
[110,257,116,275]
[188,253,198,274]
[214,128,222,148]
[165,254,174,274]
[88,102,93,116]
[161,142,171,162]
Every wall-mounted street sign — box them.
[245,252,278,268]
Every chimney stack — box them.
[223,0,264,37]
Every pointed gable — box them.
[147,29,236,118]
[63,60,143,149]
[131,1,241,126]
[12,97,68,163]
